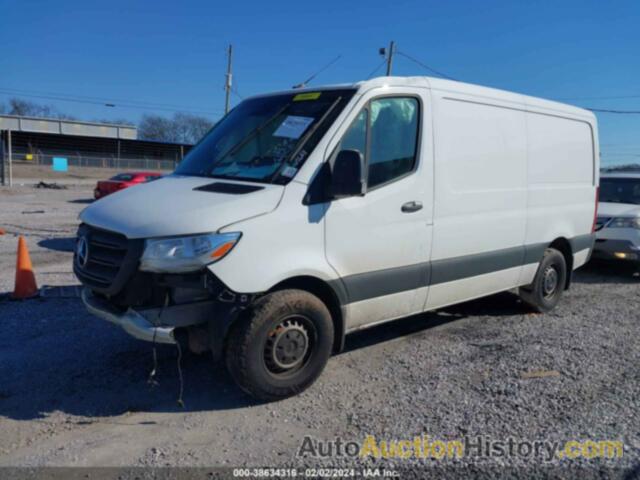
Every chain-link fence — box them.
[14,151,179,172]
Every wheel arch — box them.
[548,237,574,289]
[269,275,346,353]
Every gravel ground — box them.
[0,185,88,293]
[0,184,639,478]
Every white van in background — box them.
[74,76,599,400]
[593,173,640,264]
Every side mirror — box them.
[329,149,366,199]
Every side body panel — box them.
[523,101,599,272]
[425,91,528,310]
[423,89,597,311]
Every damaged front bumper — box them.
[82,288,179,344]
[81,286,248,359]
[74,224,257,354]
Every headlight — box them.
[140,232,241,273]
[608,217,640,229]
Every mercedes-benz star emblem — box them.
[76,236,89,268]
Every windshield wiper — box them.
[211,103,291,174]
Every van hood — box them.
[80,175,284,239]
[597,202,640,218]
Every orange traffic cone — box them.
[12,236,39,299]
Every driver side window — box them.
[340,109,368,157]
[338,97,419,189]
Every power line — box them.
[363,49,640,114]
[601,143,640,146]
[395,50,457,81]
[559,94,640,101]
[586,107,640,114]
[0,87,222,115]
[0,86,219,111]
[0,90,221,116]
[231,85,244,100]
[367,59,387,79]
[293,55,342,89]
[602,152,640,157]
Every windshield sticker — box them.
[293,92,321,101]
[281,166,298,178]
[291,149,308,166]
[273,115,314,139]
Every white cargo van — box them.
[75,76,599,400]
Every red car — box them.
[94,172,163,199]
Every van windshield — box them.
[600,177,640,205]
[175,89,356,184]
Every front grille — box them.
[74,224,144,296]
[595,216,611,232]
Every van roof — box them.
[249,76,594,121]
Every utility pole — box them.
[385,40,395,76]
[224,44,233,115]
[0,131,5,186]
[7,130,12,187]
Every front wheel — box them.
[225,289,334,401]
[519,248,568,313]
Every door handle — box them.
[401,201,423,213]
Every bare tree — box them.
[138,115,177,142]
[93,118,135,126]
[4,98,77,120]
[173,113,213,144]
[1,96,212,145]
[138,113,214,144]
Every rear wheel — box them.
[519,248,567,313]
[225,289,334,401]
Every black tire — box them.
[519,248,567,313]
[224,289,334,401]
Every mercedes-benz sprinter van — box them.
[75,76,599,400]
